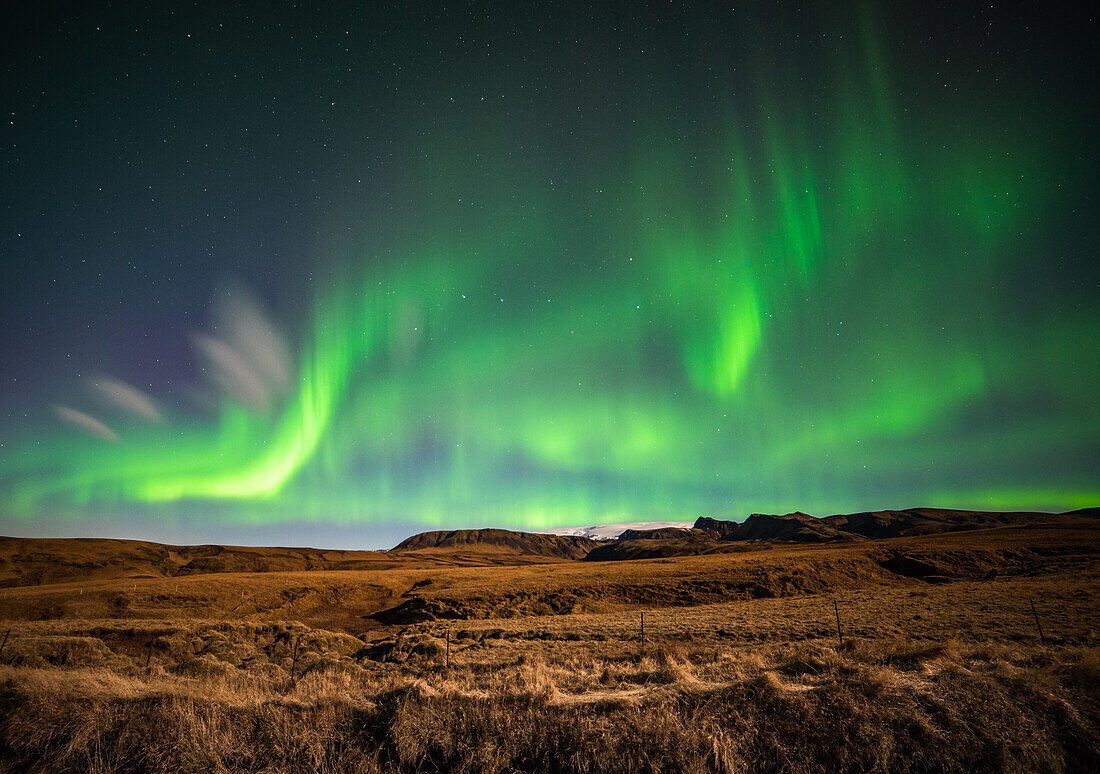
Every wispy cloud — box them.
[192,286,294,413]
[88,375,162,422]
[191,333,272,411]
[53,405,119,442]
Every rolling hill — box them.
[391,528,597,559]
[2,508,1096,590]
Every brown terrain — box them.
[0,508,1098,772]
[0,529,596,589]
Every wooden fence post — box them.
[834,600,843,648]
[0,628,10,660]
[1030,598,1046,646]
[145,637,154,668]
[446,626,451,669]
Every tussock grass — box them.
[1,523,1098,771]
[1,637,1097,772]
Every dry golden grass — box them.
[1,635,1097,773]
[4,522,1094,630]
[1,521,1098,772]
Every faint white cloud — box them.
[192,285,295,413]
[53,405,120,442]
[214,287,293,392]
[192,333,272,411]
[88,375,162,422]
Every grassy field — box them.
[1,522,1098,772]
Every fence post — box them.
[1030,598,1046,646]
[446,626,451,669]
[145,637,154,668]
[0,628,10,660]
[290,636,300,681]
[834,600,843,648]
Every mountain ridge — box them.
[2,508,1096,587]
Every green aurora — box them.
[1,3,1096,544]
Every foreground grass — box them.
[2,524,1097,772]
[1,635,1098,773]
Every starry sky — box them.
[1,1,1096,549]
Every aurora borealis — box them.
[1,2,1096,547]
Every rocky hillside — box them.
[693,508,1098,543]
[4,510,1095,583]
[0,537,393,588]
[616,527,693,540]
[584,508,1099,561]
[819,507,1096,538]
[698,512,859,543]
[583,535,756,562]
[392,528,598,559]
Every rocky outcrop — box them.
[820,508,1092,539]
[693,517,742,540]
[584,536,757,561]
[617,527,694,541]
[392,529,598,559]
[693,512,858,543]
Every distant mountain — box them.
[695,512,858,543]
[690,508,1100,544]
[617,526,695,540]
[585,512,852,561]
[0,537,393,588]
[542,521,695,540]
[819,508,1093,538]
[392,528,598,559]
[692,517,741,540]
[584,535,755,561]
[582,508,1099,562]
[5,509,1095,584]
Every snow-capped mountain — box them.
[540,521,695,540]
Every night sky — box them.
[2,1,1096,549]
